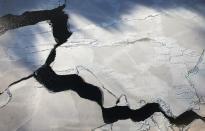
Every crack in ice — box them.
[0,1,205,131]
[185,49,205,108]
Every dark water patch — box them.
[0,3,72,45]
[100,102,205,130]
[163,110,205,127]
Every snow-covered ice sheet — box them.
[0,0,205,131]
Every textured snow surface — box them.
[0,0,205,131]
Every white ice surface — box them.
[0,0,205,131]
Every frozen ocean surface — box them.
[0,0,205,131]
